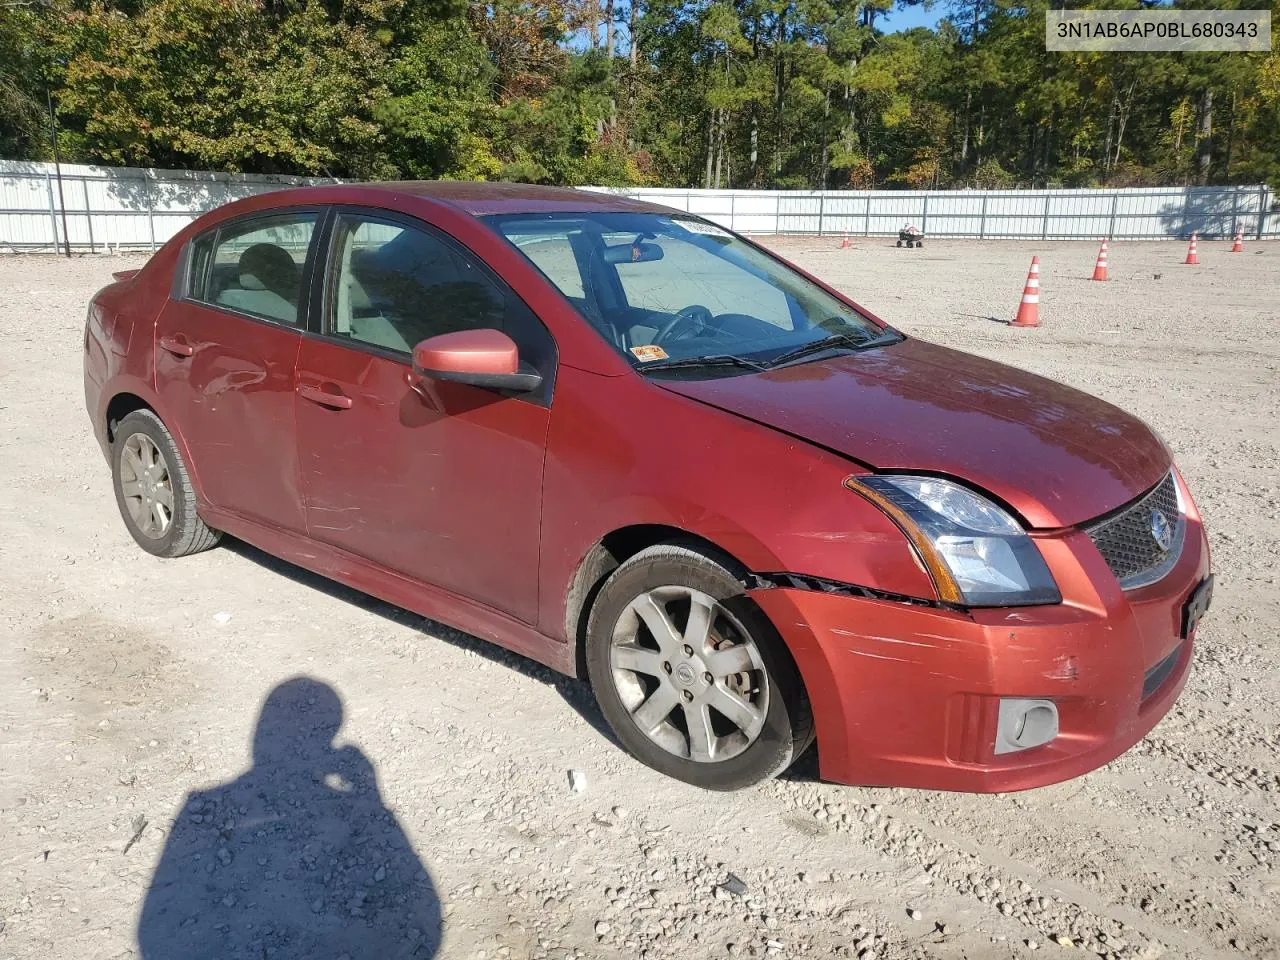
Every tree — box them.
[11,0,1277,189]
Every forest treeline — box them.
[1,0,1277,189]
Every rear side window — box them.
[188,214,318,325]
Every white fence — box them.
[1,160,1274,252]
[0,161,331,253]
[593,185,1278,240]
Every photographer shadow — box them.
[138,677,441,960]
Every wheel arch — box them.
[105,391,155,443]
[564,523,752,679]
[100,382,206,506]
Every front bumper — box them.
[751,518,1210,792]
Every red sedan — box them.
[84,183,1212,792]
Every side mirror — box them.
[411,329,542,393]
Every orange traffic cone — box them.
[840,232,850,249]
[1231,231,1244,253]
[1012,256,1041,328]
[1091,239,1109,281]
[1184,232,1199,265]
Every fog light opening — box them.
[995,698,1059,755]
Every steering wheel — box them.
[652,304,714,345]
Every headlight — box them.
[846,475,1060,607]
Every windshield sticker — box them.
[630,344,670,362]
[676,219,732,237]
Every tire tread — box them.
[112,409,221,558]
[585,541,813,791]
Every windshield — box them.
[486,212,898,373]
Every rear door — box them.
[293,209,555,624]
[154,211,320,533]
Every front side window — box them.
[324,213,556,391]
[326,214,505,355]
[487,212,896,374]
[190,214,317,325]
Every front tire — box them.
[111,409,221,558]
[586,543,813,791]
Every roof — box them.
[348,181,673,217]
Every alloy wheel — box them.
[609,585,769,763]
[119,433,174,540]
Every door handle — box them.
[158,334,194,358]
[297,382,353,410]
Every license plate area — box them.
[1181,574,1214,639]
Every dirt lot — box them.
[1,237,1277,960]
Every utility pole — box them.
[47,89,71,258]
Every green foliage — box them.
[4,0,1275,188]
[0,6,47,160]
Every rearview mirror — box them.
[411,329,542,393]
[601,240,664,265]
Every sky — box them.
[566,1,947,52]
[879,4,946,33]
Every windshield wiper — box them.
[638,354,767,374]
[766,330,896,368]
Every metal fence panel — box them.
[594,185,1276,241]
[1,161,1274,251]
[0,161,330,253]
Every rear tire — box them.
[111,409,221,558]
[585,543,813,791]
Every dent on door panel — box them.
[153,300,307,532]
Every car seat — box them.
[217,243,300,323]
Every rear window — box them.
[186,214,318,325]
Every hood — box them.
[658,338,1169,528]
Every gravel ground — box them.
[1,237,1277,960]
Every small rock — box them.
[720,874,748,898]
[594,921,611,936]
[1026,940,1038,951]
[1054,935,1073,947]
[567,769,587,793]
[374,865,386,882]
[213,612,232,624]
[907,907,923,921]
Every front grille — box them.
[1085,472,1184,589]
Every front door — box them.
[154,211,320,533]
[293,210,555,625]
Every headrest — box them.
[238,243,297,294]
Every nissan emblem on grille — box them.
[1150,509,1173,552]
[1085,472,1183,589]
